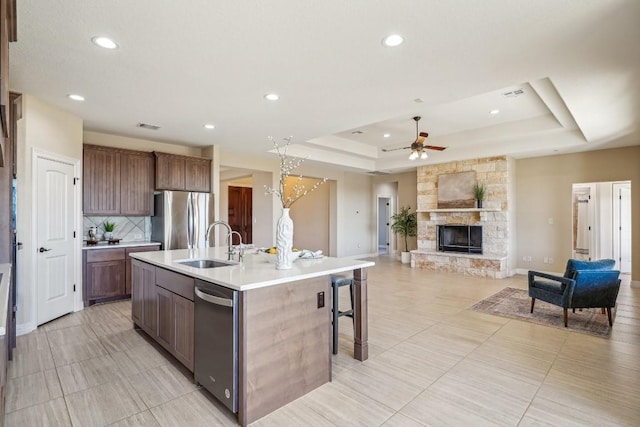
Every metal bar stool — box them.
[331,275,354,355]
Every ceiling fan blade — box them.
[381,146,410,152]
[424,145,447,151]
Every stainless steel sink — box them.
[177,259,235,269]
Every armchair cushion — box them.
[570,270,621,309]
[563,258,616,279]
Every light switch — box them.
[548,218,554,225]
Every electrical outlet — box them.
[526,256,532,262]
[543,257,548,264]
[548,257,553,264]
[317,292,325,308]
[134,234,142,240]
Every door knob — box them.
[39,247,51,253]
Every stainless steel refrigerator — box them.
[151,191,214,250]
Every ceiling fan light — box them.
[409,151,419,160]
[420,151,428,159]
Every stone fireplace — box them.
[438,224,483,254]
[411,156,515,278]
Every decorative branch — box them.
[264,136,328,208]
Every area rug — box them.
[471,287,614,337]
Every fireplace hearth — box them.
[438,225,483,254]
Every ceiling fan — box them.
[381,116,446,160]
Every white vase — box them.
[276,208,294,270]
[104,231,114,240]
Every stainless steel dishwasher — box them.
[194,280,238,413]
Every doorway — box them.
[377,196,392,255]
[571,181,632,274]
[35,152,77,325]
[228,186,252,244]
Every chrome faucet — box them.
[227,230,244,262]
[206,221,234,261]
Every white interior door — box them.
[36,156,76,325]
[613,183,632,273]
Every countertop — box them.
[130,247,375,291]
[0,264,11,336]
[82,241,162,250]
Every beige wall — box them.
[288,177,330,254]
[372,171,417,254]
[17,95,84,332]
[515,146,640,283]
[83,131,203,157]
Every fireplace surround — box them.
[437,224,483,254]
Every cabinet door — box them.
[83,146,121,215]
[131,260,144,326]
[142,274,157,336]
[172,293,194,372]
[121,151,154,215]
[156,286,174,351]
[125,246,159,295]
[86,260,125,300]
[185,158,211,192]
[155,152,185,190]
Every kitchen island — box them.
[130,247,374,426]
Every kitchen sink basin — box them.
[177,259,235,269]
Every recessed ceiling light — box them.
[67,94,85,101]
[382,34,404,47]
[203,124,215,130]
[383,133,391,138]
[264,93,279,101]
[490,109,500,115]
[91,36,118,49]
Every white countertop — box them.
[130,247,375,291]
[82,241,162,250]
[0,264,11,336]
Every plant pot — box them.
[104,231,114,240]
[477,200,483,209]
[401,251,411,264]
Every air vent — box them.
[502,89,524,98]
[136,122,161,130]
[366,171,390,176]
[351,130,364,135]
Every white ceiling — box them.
[9,0,640,173]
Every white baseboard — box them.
[17,322,37,336]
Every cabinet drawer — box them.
[126,245,160,256]
[155,267,194,301]
[86,248,126,262]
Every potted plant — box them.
[473,183,486,208]
[391,206,417,264]
[103,220,116,240]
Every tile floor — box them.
[4,255,640,426]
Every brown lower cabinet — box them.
[83,245,159,306]
[131,259,194,372]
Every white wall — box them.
[289,177,330,254]
[17,95,83,334]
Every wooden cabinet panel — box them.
[155,152,211,192]
[155,267,194,301]
[121,151,155,215]
[185,157,211,192]
[86,248,125,263]
[83,146,121,215]
[131,259,157,336]
[156,286,174,351]
[0,0,9,141]
[85,260,125,300]
[155,152,185,190]
[125,246,159,295]
[172,293,194,371]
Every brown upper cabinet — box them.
[1,0,17,155]
[155,152,211,193]
[83,145,154,216]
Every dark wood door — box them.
[185,158,211,192]
[155,286,174,351]
[83,145,121,215]
[228,186,252,244]
[172,293,194,372]
[155,152,185,190]
[121,151,154,215]
[86,260,125,299]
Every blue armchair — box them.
[528,259,621,327]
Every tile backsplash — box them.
[83,216,151,241]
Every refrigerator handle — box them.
[187,193,194,248]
